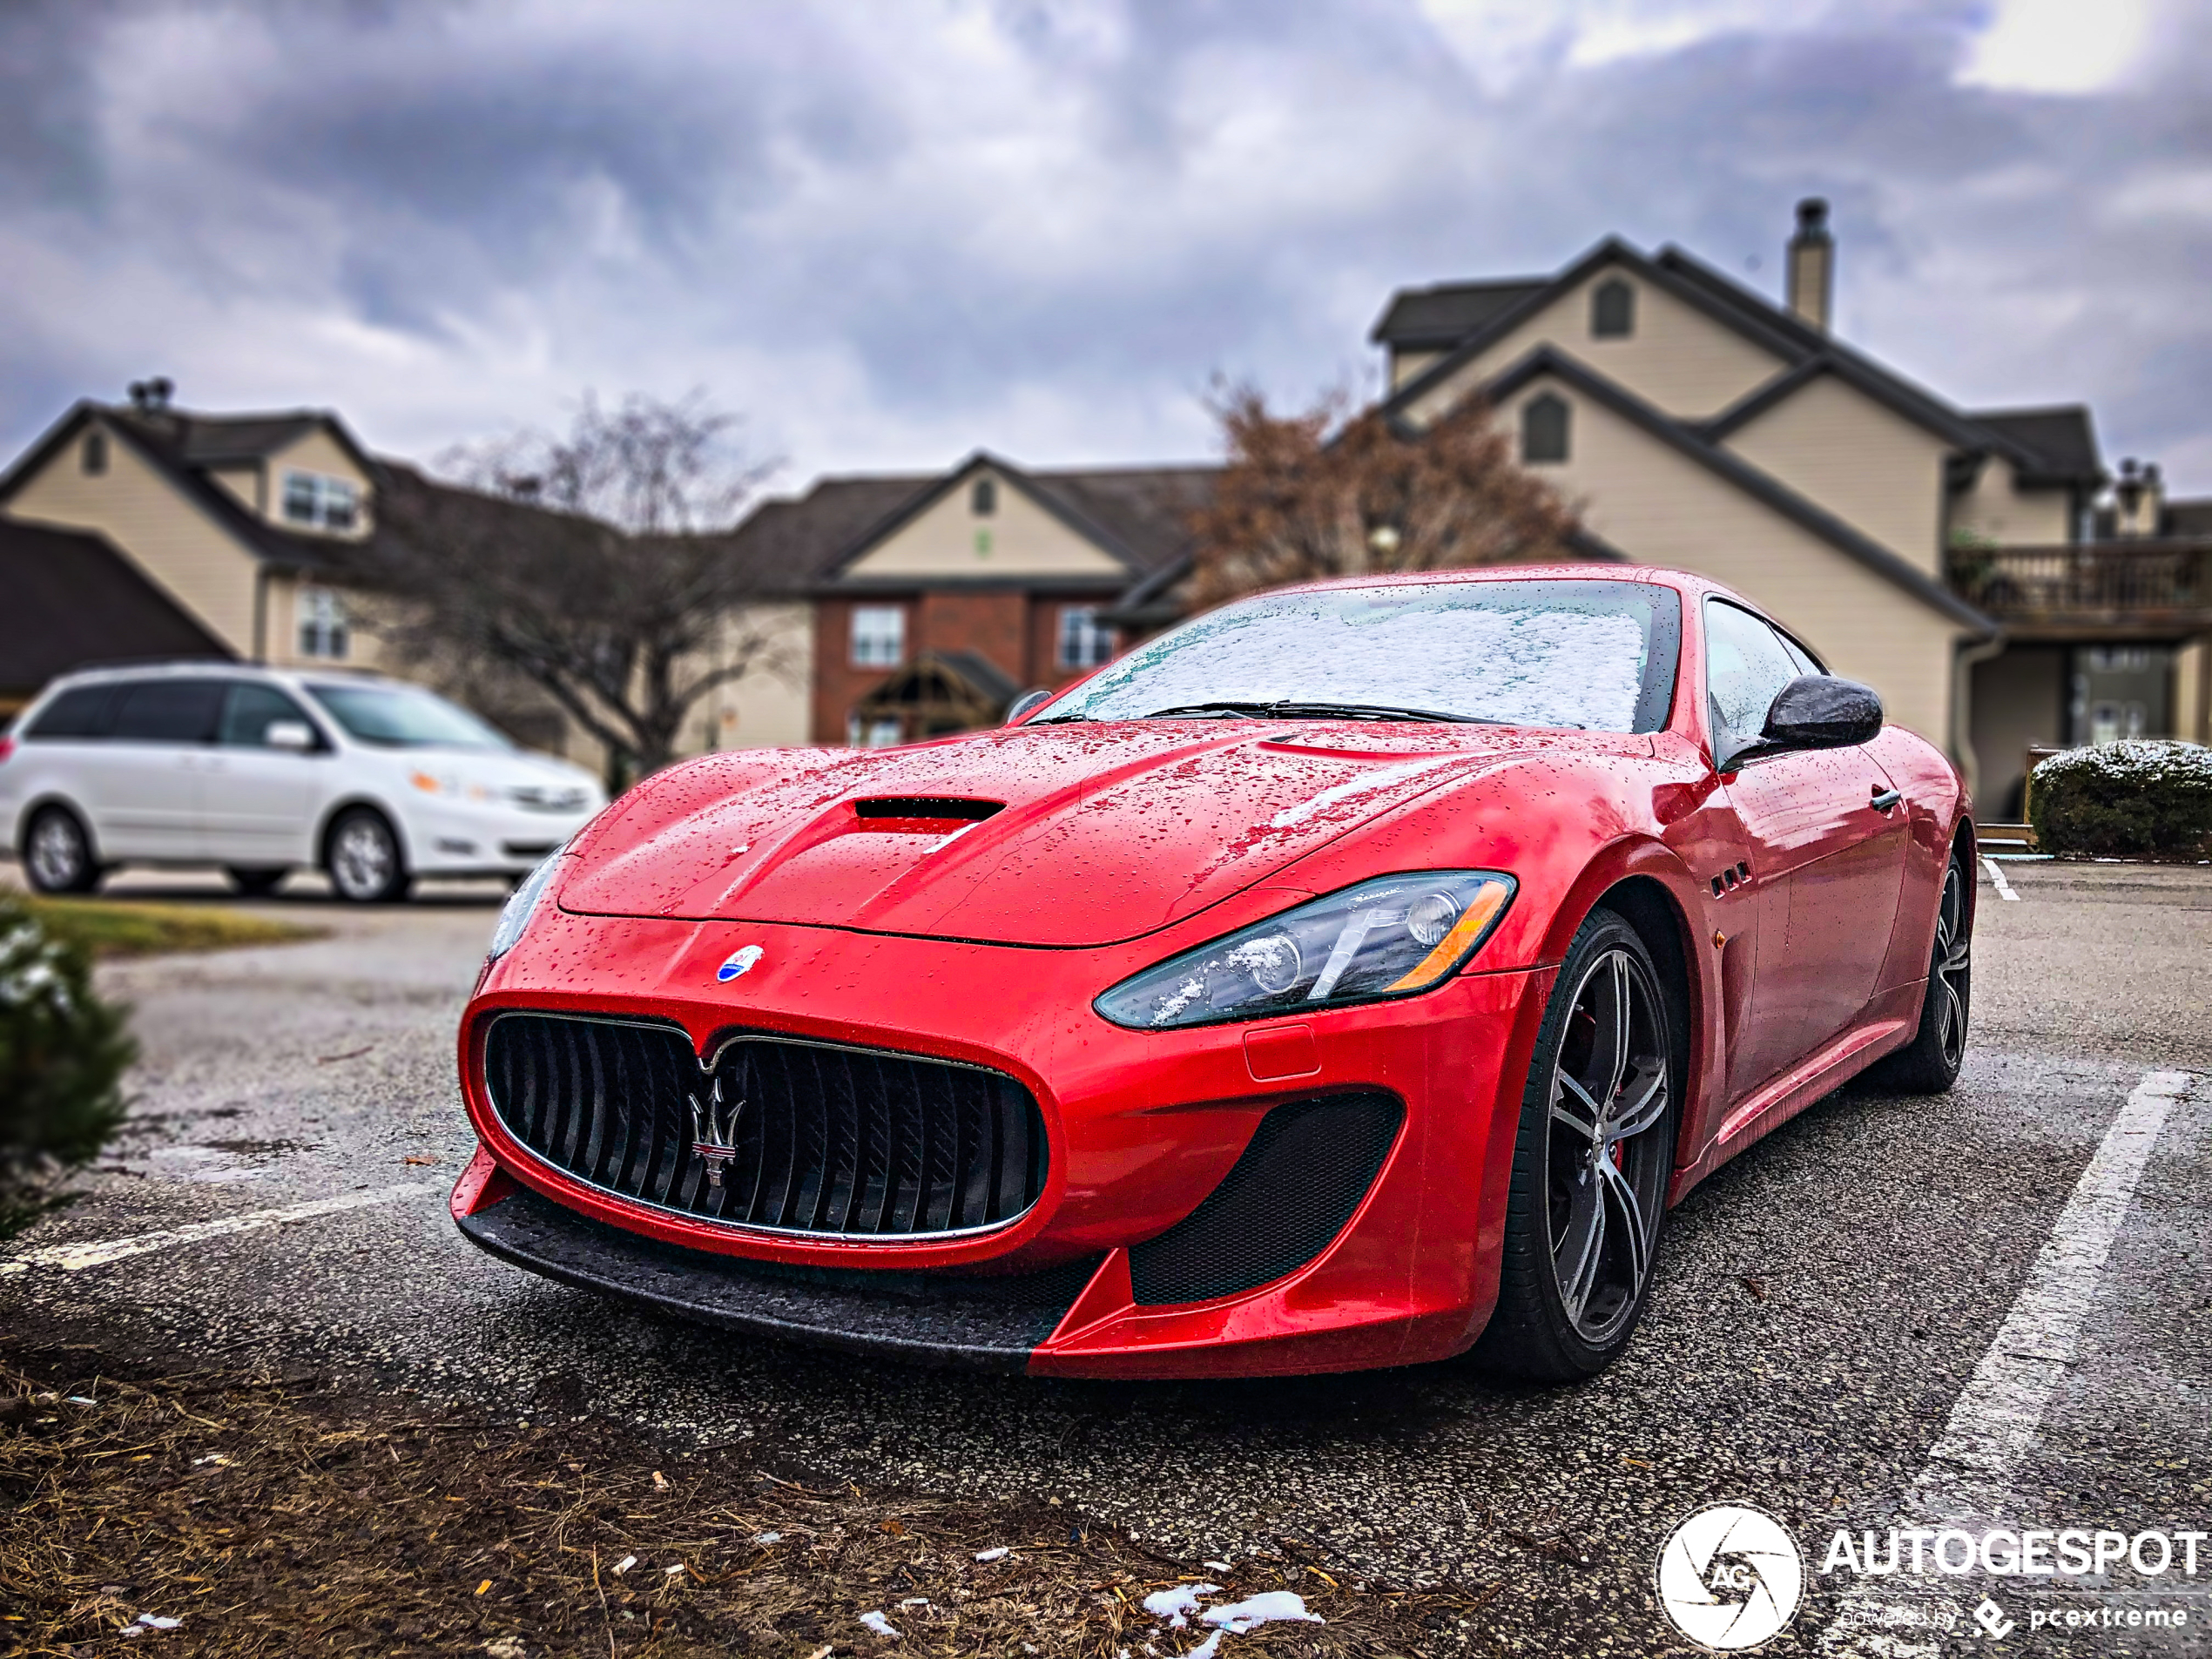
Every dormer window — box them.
[1521,393,1571,464]
[1591,278,1634,339]
[281,470,360,532]
[971,476,997,516]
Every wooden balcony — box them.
[1949,541,2212,635]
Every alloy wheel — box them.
[1545,946,1673,1346]
[330,815,397,902]
[27,811,90,892]
[1930,860,1971,1071]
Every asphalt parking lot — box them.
[4,860,2208,1655]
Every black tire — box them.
[226,867,290,898]
[1475,908,1679,1382]
[23,804,103,894]
[324,807,411,904]
[1863,853,1971,1095]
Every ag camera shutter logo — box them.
[1656,1503,1804,1649]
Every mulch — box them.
[0,1342,1480,1656]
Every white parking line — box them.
[0,1182,440,1278]
[1820,1069,2192,1653]
[1980,856,2020,901]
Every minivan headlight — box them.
[487,851,566,963]
[1094,871,1515,1031]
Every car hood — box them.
[558,724,1577,947]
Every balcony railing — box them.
[1948,541,2212,628]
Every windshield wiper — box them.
[1024,712,1092,725]
[1139,699,1500,725]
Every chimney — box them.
[2113,458,2165,539]
[1786,198,1833,333]
[126,376,175,414]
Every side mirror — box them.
[1761,675,1883,751]
[265,719,315,752]
[1005,689,1052,725]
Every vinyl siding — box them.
[1721,374,1952,575]
[843,468,1127,580]
[4,422,261,654]
[1497,378,1963,745]
[265,428,374,538]
[1947,455,2074,549]
[1401,273,1787,428]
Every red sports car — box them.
[450,566,1973,1381]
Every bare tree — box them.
[368,393,793,781]
[1187,385,1585,610]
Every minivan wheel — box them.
[325,809,410,904]
[24,805,102,894]
[226,867,289,898]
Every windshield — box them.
[1043,579,1680,732]
[306,683,515,752]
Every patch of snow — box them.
[134,1615,182,1630]
[859,1609,900,1638]
[1201,1589,1323,1633]
[1141,1584,1220,1629]
[897,1597,930,1608]
[1182,1633,1222,1659]
[752,1531,781,1545]
[1201,1559,1232,1572]
[973,1546,1011,1561]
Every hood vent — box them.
[853,797,1004,823]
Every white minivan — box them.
[0,664,605,902]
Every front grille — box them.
[1128,1094,1403,1306]
[482,1014,1049,1238]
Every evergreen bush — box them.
[2028,740,2212,860]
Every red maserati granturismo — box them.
[449,566,1973,1381]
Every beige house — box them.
[1361,201,2211,813]
[0,383,813,769]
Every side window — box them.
[1521,393,1570,464]
[1704,603,1802,754]
[108,679,226,745]
[219,684,319,748]
[1591,278,1635,339]
[1778,633,1823,678]
[24,685,119,739]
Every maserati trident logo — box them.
[716,944,765,984]
[686,1074,745,1190]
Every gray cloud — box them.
[0,0,2207,492]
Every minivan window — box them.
[24,685,119,739]
[306,683,513,751]
[108,679,226,744]
[220,683,321,748]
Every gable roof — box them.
[0,401,386,577]
[1371,279,1552,348]
[727,453,1216,592]
[1470,346,1995,633]
[0,520,233,695]
[1375,237,2092,484]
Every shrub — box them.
[2028,740,2212,860]
[0,896,136,1242]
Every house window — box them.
[846,713,904,748]
[1057,606,1115,670]
[1521,393,1571,464]
[1591,278,1635,339]
[297,587,349,659]
[971,477,996,516]
[281,470,360,532]
[82,430,107,475]
[850,605,906,668]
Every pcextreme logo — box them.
[1656,1503,1805,1650]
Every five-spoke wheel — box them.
[1867,851,1972,1093]
[1480,908,1676,1379]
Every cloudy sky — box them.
[3,0,2208,498]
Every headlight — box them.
[1095,870,1515,1031]
[487,850,566,962]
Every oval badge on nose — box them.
[716,945,765,983]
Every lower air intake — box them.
[1127,1093,1403,1306]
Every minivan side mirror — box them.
[265,719,316,752]
[1761,675,1883,751]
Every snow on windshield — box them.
[1057,581,1657,732]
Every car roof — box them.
[42,660,399,690]
[1244,561,1737,605]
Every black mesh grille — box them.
[482,1014,1048,1238]
[1127,1094,1403,1306]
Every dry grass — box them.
[0,1344,1476,1657]
[24,898,323,962]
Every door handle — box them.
[1870,786,1902,812]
